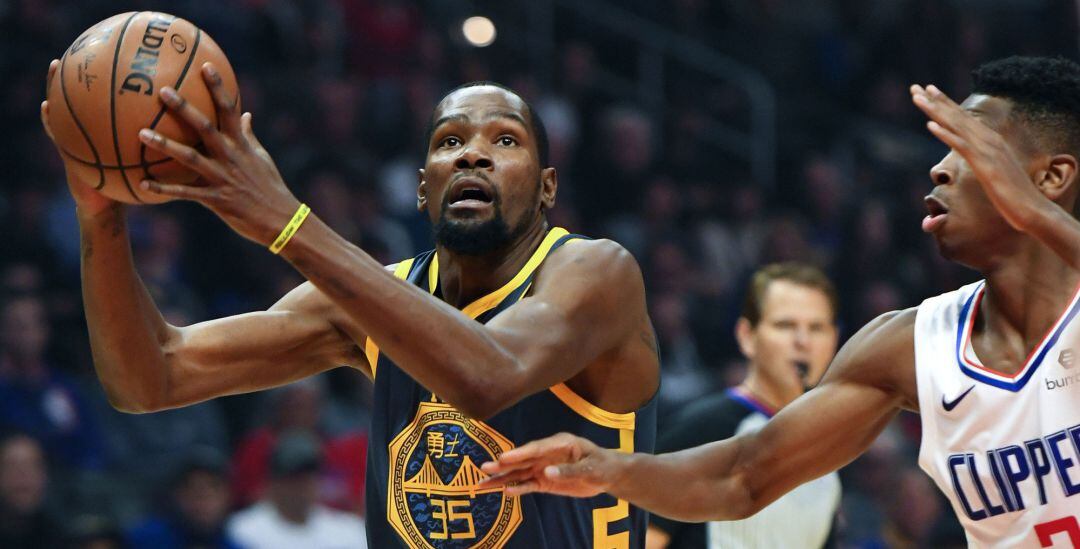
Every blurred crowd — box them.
[0,0,1076,547]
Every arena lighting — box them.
[462,16,496,47]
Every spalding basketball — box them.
[46,12,239,204]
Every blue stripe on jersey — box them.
[955,282,1080,392]
[726,387,775,418]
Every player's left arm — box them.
[912,84,1080,269]
[135,64,651,420]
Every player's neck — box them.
[436,220,550,309]
[980,240,1080,345]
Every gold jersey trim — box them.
[549,383,637,431]
[592,410,636,548]
[368,228,570,378]
[366,259,417,379]
[372,229,641,433]
[428,227,570,319]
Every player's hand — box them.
[40,59,118,218]
[910,84,1055,233]
[137,62,299,247]
[478,432,622,498]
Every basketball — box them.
[45,12,238,204]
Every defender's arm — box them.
[481,309,916,521]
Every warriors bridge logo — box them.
[388,401,521,548]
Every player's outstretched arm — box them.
[40,62,367,414]
[481,309,916,522]
[135,64,657,420]
[911,84,1080,270]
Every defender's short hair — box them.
[972,56,1080,158]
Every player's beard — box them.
[433,185,535,256]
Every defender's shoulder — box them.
[865,307,918,338]
[845,307,917,363]
[825,307,917,399]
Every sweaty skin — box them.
[39,59,659,421]
[478,85,1080,522]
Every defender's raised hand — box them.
[138,62,299,247]
[911,83,1080,269]
[910,84,1061,232]
[479,433,623,498]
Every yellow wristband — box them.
[269,203,312,254]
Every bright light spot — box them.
[462,16,496,47]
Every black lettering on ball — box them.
[120,73,153,95]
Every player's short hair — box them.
[424,81,550,167]
[741,262,838,326]
[972,56,1080,159]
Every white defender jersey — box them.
[915,281,1080,548]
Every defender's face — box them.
[743,281,838,392]
[420,87,544,234]
[924,95,1030,266]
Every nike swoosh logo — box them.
[942,385,975,412]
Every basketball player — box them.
[481,56,1080,548]
[647,263,841,548]
[40,60,660,547]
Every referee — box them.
[647,263,842,549]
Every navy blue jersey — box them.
[364,227,658,548]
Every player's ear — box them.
[735,317,757,360]
[540,167,557,210]
[1037,154,1078,202]
[417,169,428,212]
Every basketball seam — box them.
[109,12,142,203]
[140,26,202,182]
[58,46,106,190]
[59,148,174,169]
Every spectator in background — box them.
[101,302,228,498]
[65,513,126,549]
[0,293,103,470]
[648,263,841,548]
[580,105,657,225]
[649,290,711,410]
[129,211,203,312]
[0,432,62,549]
[126,447,240,549]
[228,431,367,549]
[231,379,367,514]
